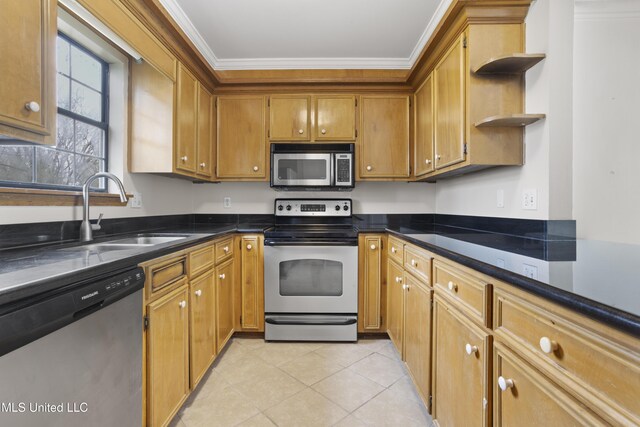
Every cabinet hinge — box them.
[380,315,383,325]
[463,143,468,155]
[355,98,358,107]
[463,36,467,48]
[409,97,411,108]
[240,315,243,324]
[215,98,217,108]
[268,129,270,138]
[355,129,358,138]
[429,395,433,409]
[144,316,149,330]
[267,98,270,107]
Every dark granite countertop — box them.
[375,226,640,337]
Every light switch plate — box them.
[497,189,505,208]
[131,192,142,208]
[223,197,231,208]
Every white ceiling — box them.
[160,0,452,70]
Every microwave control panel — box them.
[274,199,351,217]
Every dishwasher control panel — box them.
[72,268,145,308]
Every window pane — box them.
[75,121,104,157]
[71,45,102,91]
[57,74,70,110]
[56,115,75,151]
[71,81,101,121]
[75,155,104,188]
[57,37,70,76]
[35,147,74,186]
[0,146,34,183]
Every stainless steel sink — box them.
[99,235,189,246]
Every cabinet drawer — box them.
[404,245,432,285]
[494,287,640,426]
[148,256,187,294]
[188,245,214,278]
[387,236,404,265]
[215,237,234,264]
[434,259,491,327]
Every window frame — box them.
[0,31,110,192]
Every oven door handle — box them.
[264,239,357,246]
[265,317,357,326]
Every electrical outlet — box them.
[223,197,231,208]
[522,263,538,279]
[496,189,504,208]
[522,189,538,210]
[131,192,142,208]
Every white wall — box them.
[573,1,640,244]
[434,0,574,221]
[192,182,436,214]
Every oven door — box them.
[271,153,332,187]
[264,245,357,314]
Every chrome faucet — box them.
[80,172,128,242]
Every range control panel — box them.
[274,199,352,217]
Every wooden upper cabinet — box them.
[176,64,198,174]
[414,74,435,177]
[269,95,310,141]
[0,0,56,144]
[359,95,410,179]
[240,235,264,331]
[434,33,466,170]
[216,96,267,180]
[196,84,213,178]
[358,234,385,332]
[315,95,356,141]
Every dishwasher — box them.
[0,267,144,427]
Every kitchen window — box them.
[0,33,109,191]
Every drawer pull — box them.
[411,259,417,266]
[200,162,206,168]
[223,246,229,253]
[402,284,409,290]
[246,244,253,250]
[498,376,514,391]
[448,281,458,292]
[253,165,259,172]
[25,101,41,112]
[366,165,372,171]
[539,337,559,354]
[465,343,478,355]
[391,247,397,253]
[370,244,376,250]
[194,290,202,297]
[178,300,187,309]
[299,129,304,134]
[219,273,226,280]
[321,128,327,135]
[395,276,402,283]
[180,156,188,162]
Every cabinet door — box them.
[404,276,433,410]
[494,342,606,427]
[217,96,266,179]
[414,74,435,176]
[147,285,189,427]
[315,95,356,141]
[189,271,216,389]
[433,295,490,427]
[360,95,410,178]
[176,63,198,174]
[434,33,466,170]
[386,260,405,355]
[269,95,310,141]
[0,0,55,143]
[240,235,264,331]
[216,258,235,350]
[196,84,213,178]
[359,234,385,332]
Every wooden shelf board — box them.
[474,53,546,75]
[475,114,546,128]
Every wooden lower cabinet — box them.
[239,235,264,331]
[404,274,433,410]
[386,259,405,354]
[432,294,491,427]
[146,285,190,427]
[216,258,235,350]
[494,342,605,427]
[358,234,386,332]
[189,271,216,389]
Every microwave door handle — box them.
[330,154,335,186]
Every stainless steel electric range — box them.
[263,198,358,341]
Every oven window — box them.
[277,159,327,180]
[279,259,343,296]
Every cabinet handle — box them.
[366,165,372,171]
[436,154,441,160]
[200,162,206,168]
[321,128,327,135]
[181,156,188,162]
[391,247,397,253]
[246,244,252,250]
[402,284,408,290]
[370,244,376,250]
[395,276,402,283]
[539,337,558,354]
[498,376,514,391]
[448,281,457,292]
[465,343,478,355]
[425,159,432,165]
[219,273,225,280]
[298,129,304,134]
[253,166,259,171]
[25,101,40,112]
[223,246,229,253]
[411,259,417,266]
[178,300,187,309]
[195,289,202,297]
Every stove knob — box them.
[343,205,349,211]
[286,205,292,211]
[335,205,341,211]
[277,205,284,211]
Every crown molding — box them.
[407,0,455,66]
[575,0,640,20]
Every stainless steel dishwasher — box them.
[0,267,144,427]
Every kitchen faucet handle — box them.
[91,213,104,231]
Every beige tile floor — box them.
[170,337,433,427]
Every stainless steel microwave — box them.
[270,143,354,191]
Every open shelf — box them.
[474,53,546,74]
[475,114,546,128]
